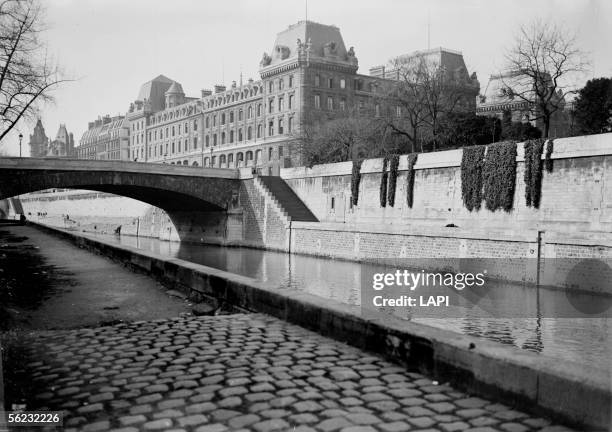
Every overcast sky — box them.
[2,0,610,155]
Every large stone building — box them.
[77,21,478,172]
[28,119,75,158]
[77,115,129,160]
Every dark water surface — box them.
[92,233,610,373]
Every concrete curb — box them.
[29,222,611,431]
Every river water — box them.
[92,233,610,374]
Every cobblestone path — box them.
[8,314,576,432]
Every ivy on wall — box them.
[482,141,517,212]
[406,154,418,208]
[350,159,363,206]
[545,139,554,173]
[460,145,486,211]
[524,138,545,208]
[379,157,389,207]
[387,154,400,207]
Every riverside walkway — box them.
[1,225,577,431]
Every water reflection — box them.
[97,234,610,372]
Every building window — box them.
[257,104,262,116]
[279,146,283,157]
[268,121,274,136]
[194,120,198,131]
[194,137,198,149]
[328,78,333,88]
[172,126,175,136]
[213,134,217,146]
[269,98,274,113]
[288,117,293,133]
[257,124,262,138]
[178,124,181,134]
[327,96,333,110]
[278,78,283,91]
[278,97,284,111]
[213,115,217,126]
[247,126,252,140]
[228,154,234,166]
[340,78,346,89]
[278,118,284,134]
[172,142,175,153]
[288,94,294,110]
[221,132,226,144]
[238,129,243,141]
[238,109,243,121]
[205,136,209,147]
[268,147,273,160]
[289,75,293,87]
[205,117,209,128]
[248,106,253,119]
[221,113,226,125]
[314,94,320,109]
[165,127,169,138]
[269,81,273,93]
[230,111,234,123]
[229,130,234,143]
[315,74,320,87]
[340,98,346,111]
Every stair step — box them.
[258,176,318,222]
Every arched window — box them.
[229,130,234,143]
[257,104,262,116]
[255,149,262,165]
[221,113,226,124]
[237,152,244,167]
[230,111,234,123]
[247,126,252,140]
[204,157,209,166]
[228,154,234,166]
[220,154,226,167]
[238,129,243,141]
[205,117,209,128]
[248,106,253,119]
[192,161,199,166]
[213,134,217,146]
[246,151,254,166]
[205,136,209,147]
[193,137,198,149]
[257,124,262,138]
[239,110,243,121]
[183,160,188,165]
[221,132,226,144]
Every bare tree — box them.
[383,53,469,151]
[0,0,68,144]
[296,109,393,167]
[502,20,589,137]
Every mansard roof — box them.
[136,74,175,111]
[165,81,185,95]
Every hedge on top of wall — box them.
[380,156,390,207]
[524,138,545,208]
[545,139,554,173]
[461,145,486,211]
[482,141,517,212]
[387,154,400,207]
[350,159,363,206]
[406,154,418,208]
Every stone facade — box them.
[77,115,129,160]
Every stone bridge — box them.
[0,158,241,212]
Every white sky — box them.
[2,0,610,155]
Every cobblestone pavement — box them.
[7,314,577,432]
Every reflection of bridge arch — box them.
[0,158,240,212]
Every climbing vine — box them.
[461,145,486,211]
[379,156,389,207]
[406,154,418,208]
[482,141,517,212]
[387,154,400,207]
[545,139,554,173]
[350,159,363,206]
[524,138,545,208]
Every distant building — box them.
[28,120,74,158]
[29,119,49,157]
[369,47,480,112]
[476,71,572,137]
[77,115,129,160]
[47,124,75,157]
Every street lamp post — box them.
[18,133,23,157]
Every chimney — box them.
[214,84,226,94]
[201,89,212,98]
[231,80,237,88]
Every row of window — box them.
[203,117,294,147]
[268,75,294,93]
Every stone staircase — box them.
[256,176,318,222]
